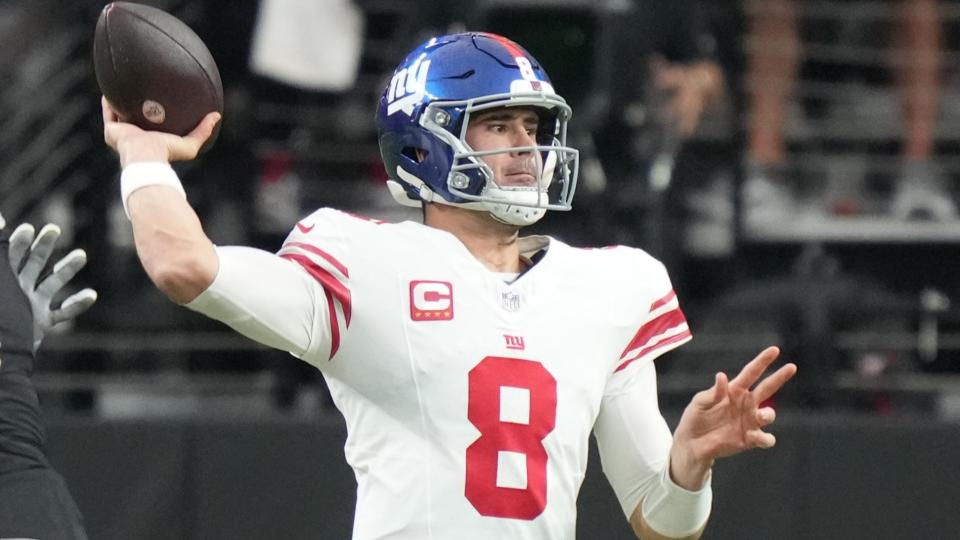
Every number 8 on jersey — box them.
[466,356,557,520]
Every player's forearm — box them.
[628,457,712,540]
[668,440,712,491]
[124,168,218,304]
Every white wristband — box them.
[641,465,713,538]
[120,162,186,219]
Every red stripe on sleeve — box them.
[650,290,677,312]
[614,330,693,373]
[282,253,353,327]
[323,288,341,359]
[619,308,688,359]
[282,254,351,360]
[282,242,349,277]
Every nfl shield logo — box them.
[500,291,521,312]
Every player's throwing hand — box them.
[102,96,220,168]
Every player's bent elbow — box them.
[142,249,217,305]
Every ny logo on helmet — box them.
[387,53,431,117]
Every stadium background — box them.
[3,0,960,538]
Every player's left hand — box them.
[9,223,97,352]
[669,346,797,489]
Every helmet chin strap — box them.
[482,186,547,226]
[485,206,546,227]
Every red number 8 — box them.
[465,356,557,520]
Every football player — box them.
[102,32,796,539]
[0,215,96,539]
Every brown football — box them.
[93,2,222,146]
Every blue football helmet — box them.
[375,32,579,226]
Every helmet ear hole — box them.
[402,146,429,163]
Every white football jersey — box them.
[195,208,692,539]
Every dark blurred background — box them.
[3,0,960,538]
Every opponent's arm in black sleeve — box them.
[0,223,97,468]
[0,224,49,473]
[0,220,95,540]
